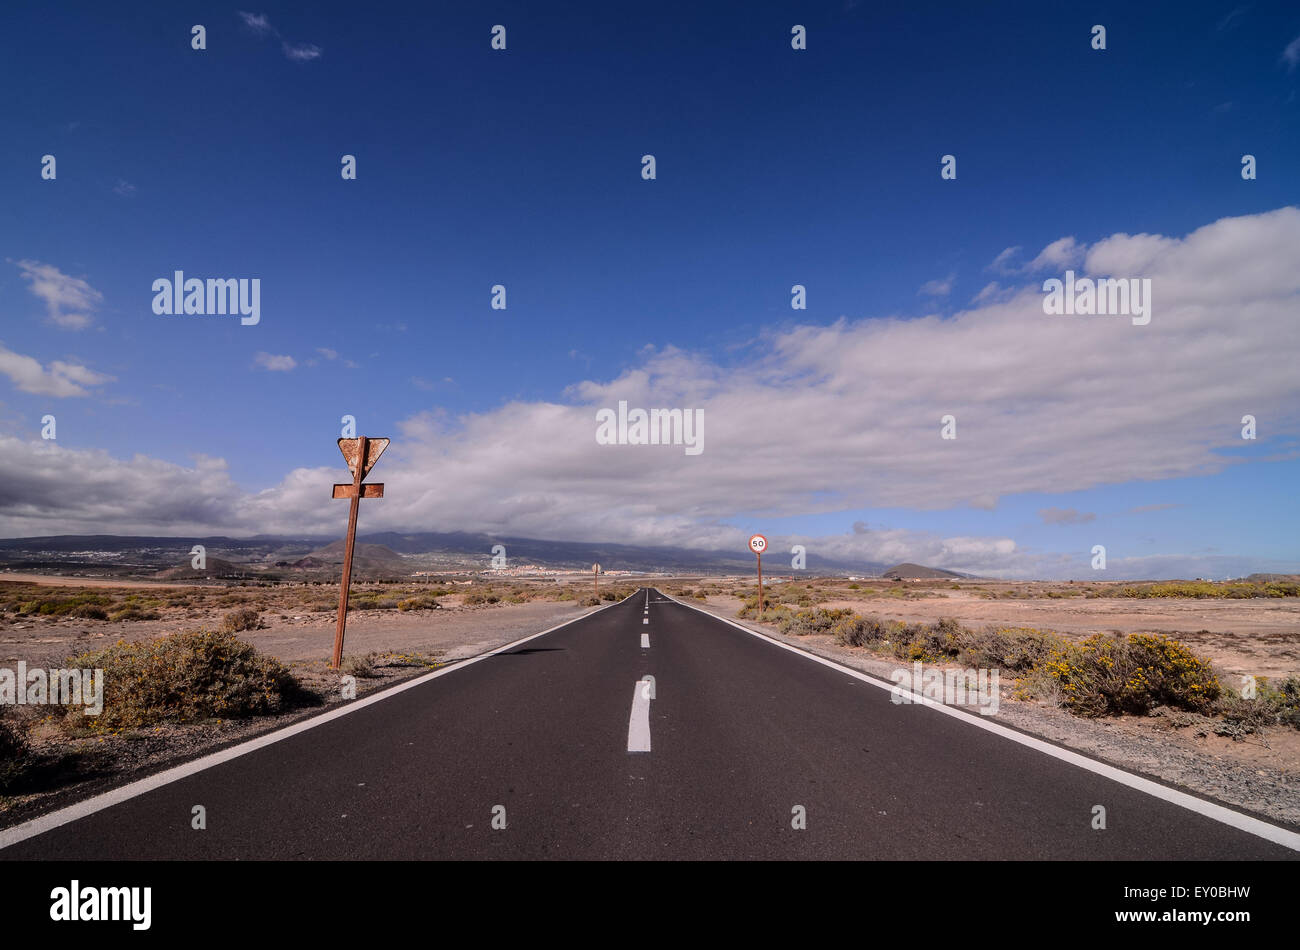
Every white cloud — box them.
[993,237,1084,275]
[918,273,956,296]
[1084,232,1176,274]
[989,246,1021,274]
[253,352,297,372]
[971,281,1008,304]
[0,343,114,397]
[112,179,137,197]
[238,12,321,61]
[238,11,275,36]
[316,347,338,360]
[12,259,103,330]
[1026,236,1083,271]
[1283,33,1300,71]
[283,42,322,62]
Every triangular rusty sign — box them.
[338,437,389,480]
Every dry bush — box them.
[397,595,441,611]
[0,708,30,792]
[64,630,305,729]
[220,608,263,632]
[341,652,381,678]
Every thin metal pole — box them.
[757,553,763,620]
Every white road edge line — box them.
[641,633,650,648]
[0,591,641,852]
[627,678,652,752]
[662,592,1300,852]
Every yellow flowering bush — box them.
[1039,632,1220,716]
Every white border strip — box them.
[0,591,639,851]
[663,592,1300,852]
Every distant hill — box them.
[881,562,974,580]
[155,556,263,581]
[0,532,890,579]
[342,531,889,575]
[299,541,411,574]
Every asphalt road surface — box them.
[2,589,1296,859]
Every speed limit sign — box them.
[749,535,768,618]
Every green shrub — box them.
[1119,581,1300,599]
[778,607,855,637]
[831,613,889,647]
[1212,675,1300,733]
[891,617,965,662]
[70,603,110,620]
[349,596,398,610]
[64,630,303,729]
[958,626,1069,672]
[19,593,114,617]
[109,606,160,622]
[779,586,814,607]
[736,592,781,617]
[397,595,441,611]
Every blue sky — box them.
[1,1,1298,578]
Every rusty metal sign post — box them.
[331,436,389,669]
[748,534,767,619]
[593,562,601,601]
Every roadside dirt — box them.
[796,589,1300,680]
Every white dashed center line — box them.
[627,678,652,752]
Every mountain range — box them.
[0,532,893,580]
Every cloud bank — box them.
[2,208,1297,578]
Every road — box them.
[1,589,1296,859]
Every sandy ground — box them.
[221,600,590,664]
[812,590,1300,680]
[0,596,589,669]
[688,593,1300,827]
[0,572,195,589]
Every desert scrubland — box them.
[1,574,1297,826]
